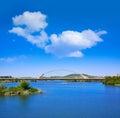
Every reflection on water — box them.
[18,95,30,106]
[0,81,120,118]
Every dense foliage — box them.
[0,80,42,96]
[102,76,120,86]
[0,84,6,90]
[19,80,30,90]
[0,84,6,95]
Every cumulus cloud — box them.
[9,11,48,48]
[9,11,107,58]
[45,30,107,57]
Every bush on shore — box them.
[102,76,120,86]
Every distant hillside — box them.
[44,74,104,79]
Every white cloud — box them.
[12,11,47,32]
[9,11,48,48]
[9,11,107,58]
[68,51,83,57]
[0,55,26,63]
[97,30,107,36]
[0,57,16,62]
[45,29,107,57]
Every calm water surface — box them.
[0,81,120,118]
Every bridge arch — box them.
[37,69,88,79]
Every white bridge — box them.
[37,69,89,79]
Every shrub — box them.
[29,88,38,93]
[19,80,30,90]
[0,84,6,90]
[102,76,120,85]
[0,84,6,95]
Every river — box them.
[0,81,120,118]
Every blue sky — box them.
[0,0,120,77]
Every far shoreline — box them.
[0,75,120,87]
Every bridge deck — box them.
[0,77,104,81]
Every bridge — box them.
[0,69,104,81]
[0,69,88,80]
[37,69,89,79]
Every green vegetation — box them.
[102,76,120,86]
[0,84,6,96]
[19,80,30,90]
[0,80,43,96]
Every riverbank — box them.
[102,76,120,86]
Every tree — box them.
[19,80,30,90]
